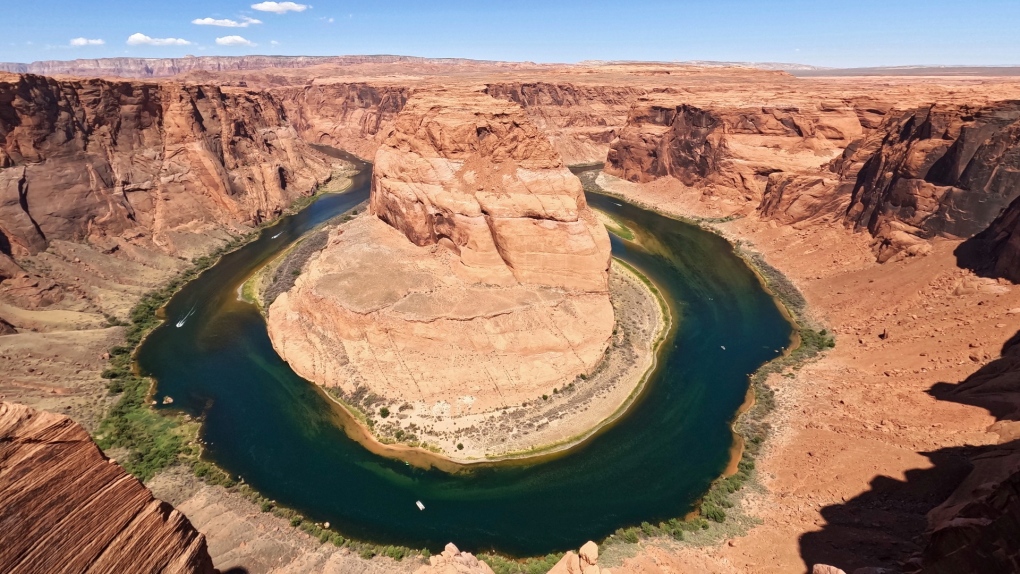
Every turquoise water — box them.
[137,155,792,556]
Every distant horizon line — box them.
[2,54,1020,71]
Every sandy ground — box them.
[596,173,1017,573]
[148,467,423,574]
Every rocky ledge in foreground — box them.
[0,402,216,574]
[267,89,636,459]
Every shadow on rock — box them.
[800,329,1020,574]
[798,448,974,573]
[953,234,997,280]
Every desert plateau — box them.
[3,3,1020,573]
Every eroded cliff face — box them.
[760,101,1020,262]
[268,90,614,447]
[0,73,334,259]
[371,90,612,291]
[485,82,642,165]
[843,103,1020,258]
[606,98,863,203]
[275,82,410,161]
[0,401,216,574]
[969,194,1020,282]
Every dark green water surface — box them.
[137,155,792,556]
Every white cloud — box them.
[192,16,262,27]
[270,40,280,45]
[70,37,105,46]
[216,35,257,47]
[251,2,308,14]
[126,33,192,46]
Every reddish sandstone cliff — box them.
[0,73,334,259]
[970,194,1020,282]
[606,98,863,203]
[0,402,216,573]
[485,82,642,164]
[276,82,410,160]
[761,102,1020,262]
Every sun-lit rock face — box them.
[268,90,614,418]
[0,402,216,574]
[370,89,612,292]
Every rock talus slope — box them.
[0,401,216,574]
[268,89,613,426]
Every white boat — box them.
[720,345,726,350]
[416,500,425,511]
[271,231,283,239]
[175,306,197,328]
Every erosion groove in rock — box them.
[0,402,216,574]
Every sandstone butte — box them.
[0,402,215,574]
[267,89,615,446]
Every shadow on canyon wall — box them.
[798,329,1020,574]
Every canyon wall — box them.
[0,401,216,573]
[0,73,334,260]
[968,193,1020,282]
[273,80,643,166]
[275,83,410,160]
[841,103,1020,259]
[485,82,643,164]
[605,98,863,201]
[762,102,1020,262]
[605,96,1020,265]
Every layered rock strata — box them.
[606,98,863,202]
[761,101,1020,262]
[276,83,410,160]
[268,90,614,454]
[0,402,216,573]
[0,73,334,259]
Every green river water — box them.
[137,154,793,556]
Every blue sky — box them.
[3,0,1019,67]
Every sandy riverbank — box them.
[593,172,1019,574]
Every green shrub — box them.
[379,407,390,418]
[702,504,726,523]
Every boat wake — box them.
[176,306,198,328]
[271,231,283,239]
